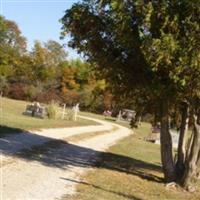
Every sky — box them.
[0,0,80,59]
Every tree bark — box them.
[196,150,200,179]
[186,132,194,162]
[181,113,200,189]
[176,102,189,180]
[160,100,176,182]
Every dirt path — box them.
[0,116,131,200]
[0,116,113,164]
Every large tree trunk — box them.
[181,112,200,189]
[160,100,176,182]
[176,102,189,180]
[186,131,194,162]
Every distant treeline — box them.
[0,15,114,113]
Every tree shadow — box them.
[0,125,163,184]
[61,178,144,200]
[96,152,163,183]
[0,125,24,137]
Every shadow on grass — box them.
[61,178,144,200]
[0,125,25,137]
[97,152,162,183]
[0,125,162,184]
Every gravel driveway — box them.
[0,116,131,200]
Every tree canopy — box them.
[61,0,200,189]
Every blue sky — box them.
[0,0,80,59]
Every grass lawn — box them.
[0,97,98,135]
[64,123,200,200]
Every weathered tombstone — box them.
[61,104,66,120]
[72,103,79,121]
[117,110,122,121]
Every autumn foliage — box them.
[0,15,113,113]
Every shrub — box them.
[46,103,59,119]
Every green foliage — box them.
[0,15,26,52]
[0,16,7,44]
[0,75,8,92]
[45,40,67,65]
[61,0,200,107]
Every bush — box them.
[46,103,59,119]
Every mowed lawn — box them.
[64,123,200,200]
[0,97,98,135]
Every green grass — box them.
[0,97,98,135]
[63,123,200,200]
